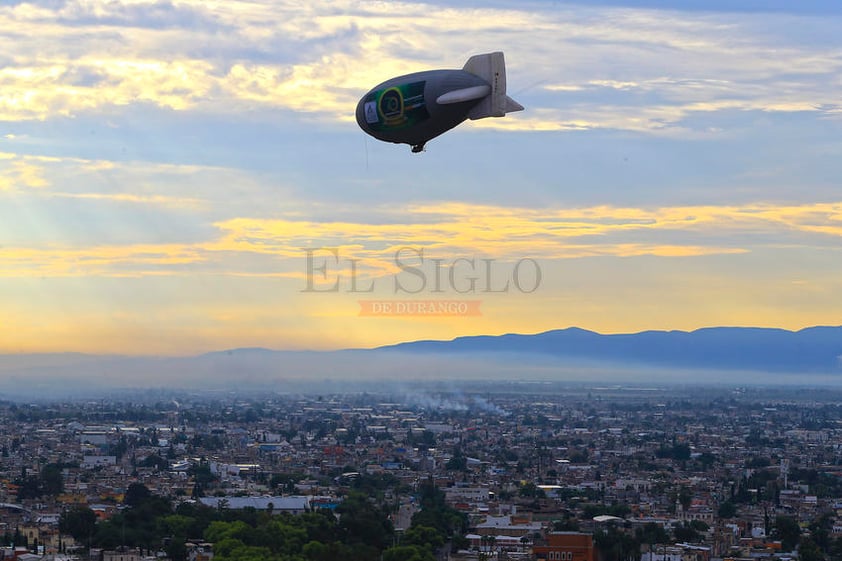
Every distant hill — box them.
[0,326,841,398]
[378,326,842,373]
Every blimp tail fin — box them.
[463,51,523,120]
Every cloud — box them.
[49,191,205,208]
[200,200,842,279]
[0,243,206,278]
[2,145,841,279]
[2,200,842,279]
[0,158,50,190]
[0,0,838,136]
[0,150,273,210]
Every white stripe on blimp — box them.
[436,85,491,105]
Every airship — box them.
[356,51,524,153]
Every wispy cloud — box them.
[0,243,205,277]
[1,1,839,134]
[0,158,50,190]
[49,191,205,208]
[3,200,842,278]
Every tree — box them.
[673,522,701,543]
[303,541,375,561]
[41,463,64,496]
[595,527,640,561]
[139,454,168,471]
[160,514,197,561]
[411,480,468,539]
[636,522,669,546]
[124,482,152,507]
[718,501,737,519]
[519,482,546,499]
[445,448,468,471]
[799,537,825,561]
[402,525,444,551]
[696,452,717,470]
[299,510,338,544]
[270,472,303,494]
[259,518,307,556]
[14,466,40,500]
[336,492,393,550]
[382,545,435,561]
[809,513,833,553]
[773,516,801,552]
[190,462,217,496]
[59,506,97,546]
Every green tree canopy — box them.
[383,544,435,561]
[59,506,97,546]
[717,501,737,519]
[40,463,64,496]
[402,525,445,551]
[124,482,152,507]
[773,516,801,552]
[336,492,393,550]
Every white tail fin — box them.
[462,51,524,120]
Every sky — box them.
[1,0,842,355]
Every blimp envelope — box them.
[356,51,523,152]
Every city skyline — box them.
[2,1,842,355]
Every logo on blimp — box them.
[378,87,405,125]
[364,81,428,131]
[364,100,378,124]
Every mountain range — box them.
[378,326,842,373]
[1,326,841,397]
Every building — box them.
[533,532,595,561]
[186,542,214,561]
[474,515,543,538]
[95,548,143,561]
[198,496,311,514]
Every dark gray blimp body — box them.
[356,52,523,153]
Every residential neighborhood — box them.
[1,384,842,561]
